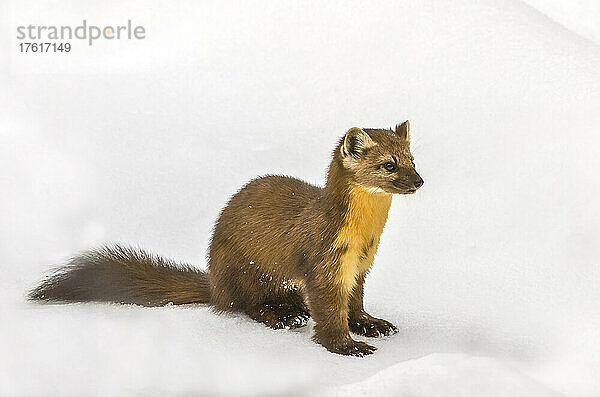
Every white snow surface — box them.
[521,0,600,45]
[1,0,599,396]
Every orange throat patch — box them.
[333,185,392,291]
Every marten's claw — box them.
[284,313,310,329]
[350,315,398,337]
[316,334,377,357]
[332,340,377,357]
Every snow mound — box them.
[321,353,557,397]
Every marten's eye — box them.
[383,162,397,172]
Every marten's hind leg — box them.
[247,304,308,330]
[247,291,310,330]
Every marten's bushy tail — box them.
[29,244,210,307]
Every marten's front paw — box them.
[349,314,398,337]
[327,338,377,357]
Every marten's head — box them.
[338,121,423,195]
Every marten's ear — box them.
[341,127,376,159]
[395,120,410,142]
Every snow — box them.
[319,354,558,397]
[521,0,600,45]
[1,0,599,395]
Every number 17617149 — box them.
[19,42,71,52]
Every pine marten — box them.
[29,121,423,356]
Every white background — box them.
[1,0,599,396]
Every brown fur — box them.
[29,121,423,356]
[29,245,209,306]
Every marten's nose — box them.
[414,177,424,189]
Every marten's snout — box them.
[413,175,424,189]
